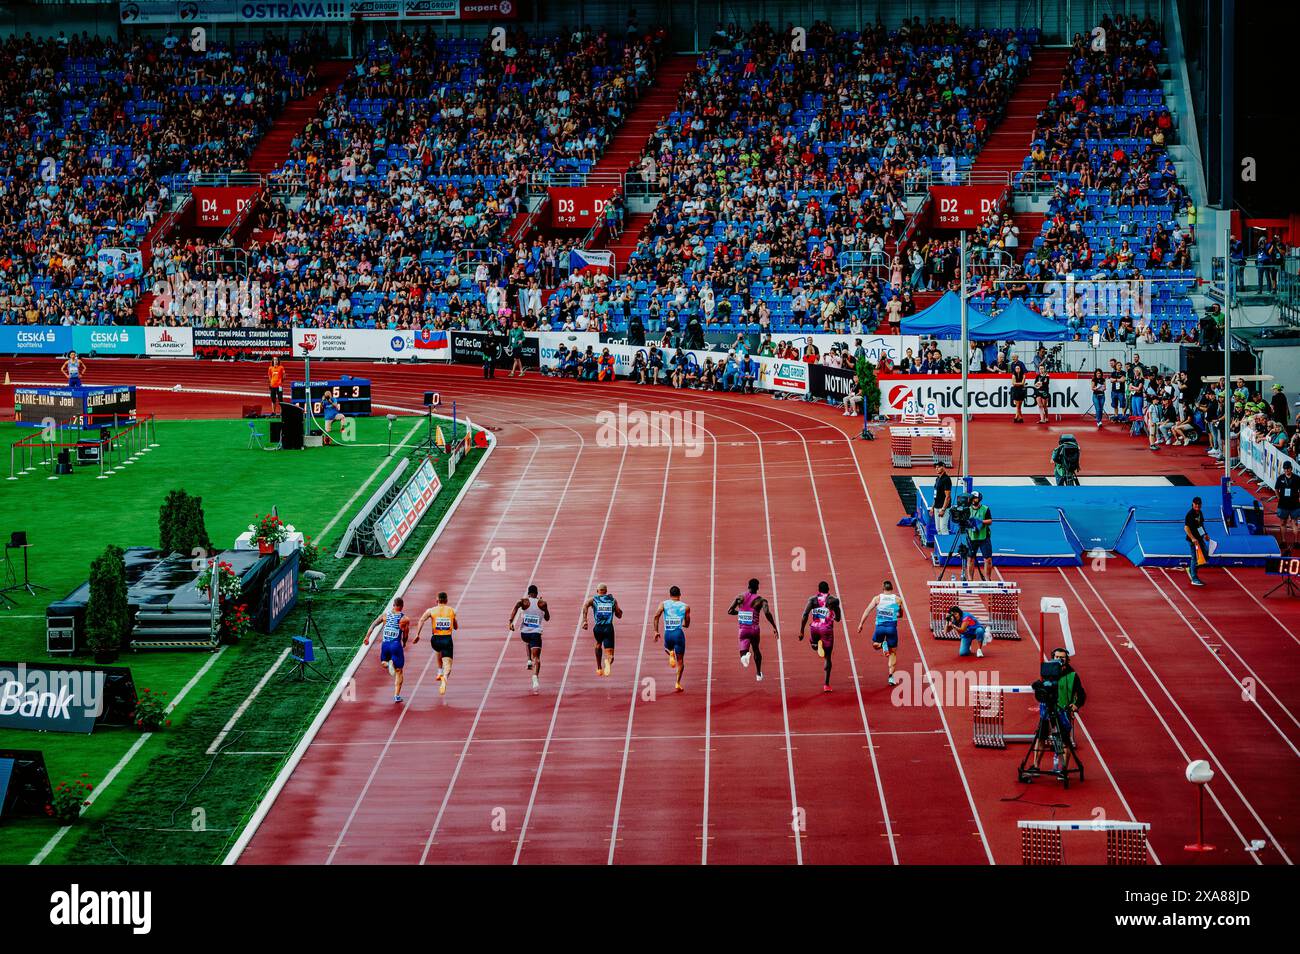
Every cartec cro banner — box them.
[879,373,1090,416]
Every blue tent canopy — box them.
[901,291,1068,341]
[899,291,988,337]
[973,298,1069,341]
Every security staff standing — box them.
[1276,460,1300,552]
[1184,496,1208,587]
[1009,353,1028,422]
[965,490,993,581]
[932,462,953,536]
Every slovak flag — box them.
[414,329,449,351]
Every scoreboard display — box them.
[289,378,372,417]
[1265,557,1300,576]
[14,386,136,428]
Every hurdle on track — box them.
[928,579,1021,640]
[1019,820,1151,866]
[970,684,1037,749]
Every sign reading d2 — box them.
[550,186,616,229]
[929,185,1006,230]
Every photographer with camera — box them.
[964,490,993,581]
[945,605,993,658]
[1031,647,1086,773]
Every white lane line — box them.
[514,442,636,865]
[752,425,804,865]
[701,428,718,865]
[333,555,363,590]
[207,648,293,755]
[1223,568,1300,648]
[793,434,898,863]
[605,437,675,864]
[33,646,227,864]
[415,436,587,864]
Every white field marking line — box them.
[604,425,676,864]
[1148,568,1300,745]
[513,442,637,865]
[33,645,228,865]
[752,421,804,864]
[1223,568,1300,648]
[324,419,553,866]
[991,566,1160,865]
[316,418,422,542]
[416,435,589,864]
[206,648,293,755]
[792,432,898,864]
[1064,568,1278,863]
[224,429,500,865]
[701,427,718,865]
[333,555,363,590]
[814,414,994,863]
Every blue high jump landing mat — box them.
[913,478,1276,569]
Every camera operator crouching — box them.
[1031,648,1086,772]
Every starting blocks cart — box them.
[928,580,1021,642]
[1019,819,1151,865]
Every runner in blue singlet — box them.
[653,585,690,693]
[858,580,907,686]
[508,584,550,693]
[581,583,623,677]
[364,596,410,703]
[61,351,85,388]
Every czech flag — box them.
[414,329,449,351]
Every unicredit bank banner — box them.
[879,373,1090,417]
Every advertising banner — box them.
[192,186,261,228]
[1238,424,1287,488]
[550,186,616,229]
[450,329,539,368]
[878,373,1090,417]
[808,364,856,402]
[0,662,137,735]
[292,327,415,359]
[261,551,299,633]
[193,326,292,357]
[0,326,73,355]
[120,2,350,24]
[72,326,145,356]
[144,325,194,357]
[373,457,442,557]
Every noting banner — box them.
[193,326,291,357]
[550,186,616,228]
[144,325,194,356]
[192,186,261,228]
[808,364,856,402]
[878,373,1090,416]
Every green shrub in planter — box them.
[159,489,212,557]
[86,545,130,661]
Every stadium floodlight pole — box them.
[959,228,969,487]
[1223,213,1232,483]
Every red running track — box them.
[4,357,1294,865]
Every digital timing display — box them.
[1265,557,1300,576]
[288,379,372,416]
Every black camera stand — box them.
[1017,707,1086,789]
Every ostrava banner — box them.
[878,373,1091,416]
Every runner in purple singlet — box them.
[799,581,842,692]
[726,577,779,682]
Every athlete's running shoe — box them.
[385,660,395,677]
[756,672,764,682]
[823,685,832,693]
[531,674,540,692]
[394,695,403,704]
[887,675,897,686]
[596,667,605,676]
[603,659,612,677]
[740,651,751,668]
[674,682,684,693]
[668,650,678,670]
[816,642,825,658]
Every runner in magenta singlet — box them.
[799,581,843,692]
[726,578,779,682]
